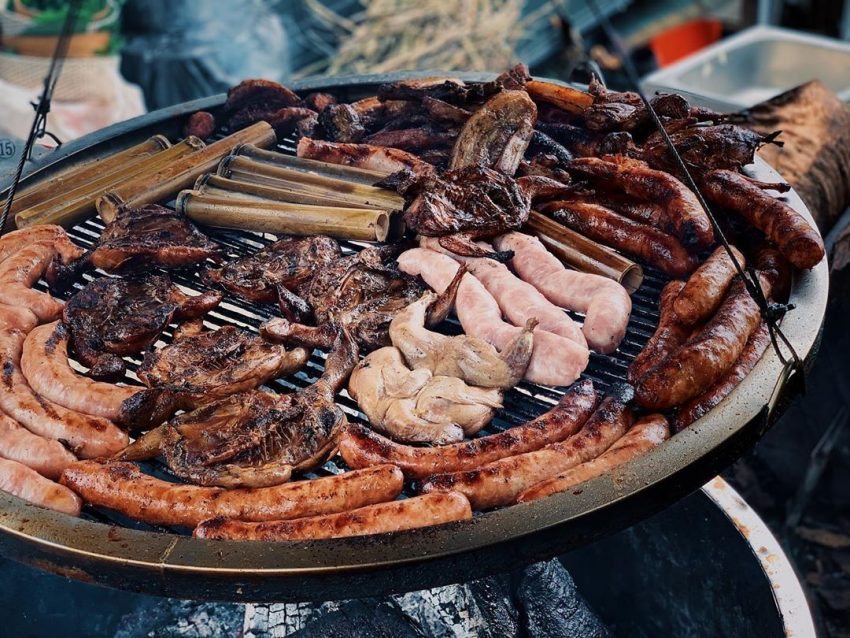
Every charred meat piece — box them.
[641,123,781,174]
[138,326,309,406]
[223,79,301,130]
[300,92,336,112]
[204,235,340,315]
[262,244,453,353]
[298,138,436,177]
[363,126,456,153]
[264,107,318,139]
[382,165,530,260]
[184,111,216,139]
[528,130,573,165]
[90,204,221,272]
[63,275,222,380]
[121,330,358,488]
[420,96,471,124]
[377,77,475,104]
[536,122,638,158]
[318,103,365,142]
[450,90,537,175]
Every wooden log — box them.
[176,191,400,242]
[96,122,277,223]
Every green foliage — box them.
[12,0,123,36]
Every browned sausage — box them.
[0,243,65,321]
[635,273,772,410]
[672,323,771,432]
[0,457,81,516]
[755,248,792,302]
[416,387,634,510]
[627,280,687,384]
[60,461,404,527]
[673,245,746,325]
[517,414,670,502]
[194,492,472,541]
[568,155,714,250]
[0,414,76,479]
[0,302,37,332]
[543,201,698,277]
[0,327,128,458]
[339,380,598,478]
[700,169,824,269]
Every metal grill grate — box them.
[42,137,669,535]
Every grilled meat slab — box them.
[204,236,341,315]
[91,205,221,272]
[138,326,309,405]
[121,330,358,488]
[63,275,222,380]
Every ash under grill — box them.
[42,135,669,537]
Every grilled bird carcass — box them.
[90,204,221,272]
[389,291,534,390]
[63,274,222,381]
[203,235,341,316]
[137,326,309,406]
[380,165,530,260]
[263,244,450,352]
[348,346,504,444]
[120,330,358,488]
[449,89,537,175]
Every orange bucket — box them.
[649,19,723,67]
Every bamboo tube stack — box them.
[177,144,405,243]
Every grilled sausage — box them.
[517,414,670,502]
[60,461,404,527]
[0,414,76,479]
[0,225,79,264]
[0,302,38,333]
[0,457,81,516]
[339,380,598,478]
[493,232,631,353]
[0,242,65,321]
[700,169,824,269]
[627,280,687,384]
[673,245,746,326]
[568,155,714,250]
[635,273,772,410]
[20,321,171,429]
[755,248,792,302]
[194,492,471,541]
[0,326,128,458]
[545,201,698,277]
[672,323,771,432]
[417,387,634,510]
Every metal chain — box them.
[0,0,81,234]
[582,0,803,379]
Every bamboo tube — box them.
[235,144,389,185]
[96,122,277,223]
[526,80,593,113]
[177,191,399,242]
[526,212,643,293]
[194,174,387,210]
[219,155,405,210]
[3,135,170,218]
[15,137,204,229]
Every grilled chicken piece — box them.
[449,89,537,175]
[318,103,365,142]
[90,204,221,272]
[263,243,453,352]
[203,235,340,316]
[379,165,530,261]
[63,275,222,381]
[349,346,503,445]
[375,64,530,106]
[138,326,309,406]
[297,138,436,177]
[120,330,358,488]
[389,291,534,390]
[222,79,302,131]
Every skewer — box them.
[526,212,643,292]
[2,135,170,218]
[96,122,277,223]
[14,137,203,229]
[176,190,400,242]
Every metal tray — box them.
[0,73,829,602]
[642,25,850,112]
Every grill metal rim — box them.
[0,73,828,602]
